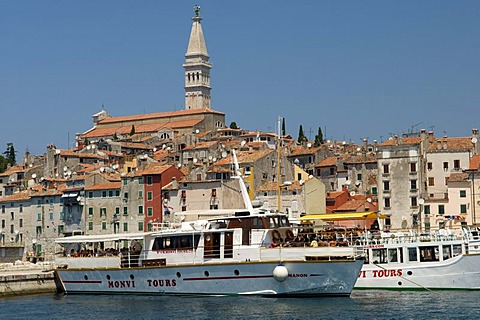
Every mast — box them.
[277,117,282,212]
[232,149,254,214]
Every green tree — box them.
[229,121,238,129]
[0,155,6,173]
[281,118,286,136]
[130,125,136,136]
[314,127,324,147]
[4,143,16,165]
[297,125,306,143]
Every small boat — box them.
[54,150,364,297]
[355,229,480,290]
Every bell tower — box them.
[183,5,211,110]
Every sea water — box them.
[1,290,478,319]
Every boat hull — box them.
[355,254,480,290]
[57,259,363,296]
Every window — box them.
[123,223,128,232]
[1,220,4,228]
[410,162,417,172]
[123,179,128,186]
[88,191,93,198]
[10,212,14,220]
[371,187,378,195]
[138,222,144,231]
[424,205,430,215]
[108,190,113,197]
[115,207,120,216]
[428,177,435,186]
[411,197,418,207]
[138,191,143,199]
[460,190,467,198]
[443,162,448,171]
[383,164,389,174]
[36,226,42,235]
[427,162,433,170]
[438,205,445,215]
[88,207,94,216]
[88,221,93,231]
[19,204,23,213]
[102,191,107,198]
[49,212,53,220]
[454,160,460,170]
[147,176,153,185]
[147,191,153,201]
[147,207,153,216]
[147,222,153,231]
[383,181,390,191]
[115,190,120,197]
[445,177,449,185]
[2,205,5,213]
[384,198,390,208]
[138,177,144,184]
[357,173,362,181]
[460,204,467,214]
[410,180,417,190]
[100,208,106,216]
[138,205,144,215]
[102,222,107,230]
[37,213,41,221]
[124,192,129,200]
[123,207,128,215]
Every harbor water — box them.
[1,290,479,319]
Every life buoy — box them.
[285,229,295,241]
[272,230,281,241]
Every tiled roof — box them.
[153,150,170,161]
[0,164,25,177]
[213,149,274,166]
[182,141,218,151]
[0,191,31,202]
[378,137,422,147]
[59,150,108,160]
[343,154,377,164]
[326,191,345,199]
[469,155,480,170]
[288,146,324,157]
[97,108,224,124]
[118,142,152,150]
[448,172,469,182]
[138,163,173,175]
[85,181,121,191]
[316,156,339,167]
[257,181,302,192]
[428,137,474,152]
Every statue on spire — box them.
[194,5,200,17]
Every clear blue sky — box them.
[1,1,479,156]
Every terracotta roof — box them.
[0,191,30,202]
[316,156,339,167]
[59,150,107,160]
[343,154,377,164]
[378,137,422,147]
[138,163,174,176]
[448,172,469,182]
[97,108,223,124]
[153,150,170,161]
[207,166,231,173]
[213,149,274,166]
[182,141,218,151]
[428,137,474,152]
[257,181,302,192]
[118,142,152,150]
[288,146,324,157]
[0,164,25,177]
[326,191,345,199]
[469,155,480,170]
[85,181,121,191]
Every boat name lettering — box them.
[365,244,385,248]
[146,279,177,287]
[288,273,307,278]
[156,249,194,254]
[358,269,403,278]
[107,280,136,288]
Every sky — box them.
[1,1,479,156]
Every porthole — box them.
[106,275,111,280]
[130,274,134,280]
[204,271,210,277]
[176,272,182,278]
[84,275,89,280]
[407,271,413,276]
[398,281,402,286]
[234,270,240,276]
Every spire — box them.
[184,5,212,110]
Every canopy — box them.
[300,211,389,221]
[55,232,149,244]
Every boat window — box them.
[269,217,276,228]
[452,244,462,257]
[372,248,388,264]
[278,216,289,227]
[388,248,398,263]
[252,217,263,229]
[152,235,200,251]
[407,247,417,262]
[210,221,227,229]
[419,246,439,262]
[442,245,452,261]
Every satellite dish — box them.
[193,158,198,163]
[208,155,213,160]
[356,147,361,152]
[86,145,91,150]
[195,129,200,134]
[355,181,361,187]
[100,167,105,173]
[241,140,246,146]
[166,147,171,151]
[153,148,157,152]
[63,166,68,171]
[67,170,72,175]
[55,149,61,154]
[307,143,312,148]
[55,173,59,177]
[29,164,33,167]
[418,198,425,205]
[472,137,478,144]
[143,154,148,159]
[40,177,45,182]
[177,163,182,168]
[76,196,81,202]
[212,157,217,162]
[342,141,346,145]
[32,173,37,179]
[91,144,96,149]
[162,144,166,150]
[326,140,330,143]
[221,151,227,158]
[345,180,351,185]
[366,197,372,203]
[350,191,356,196]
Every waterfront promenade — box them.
[0,261,58,297]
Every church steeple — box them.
[184,5,212,110]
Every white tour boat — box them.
[54,150,364,297]
[355,229,480,290]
